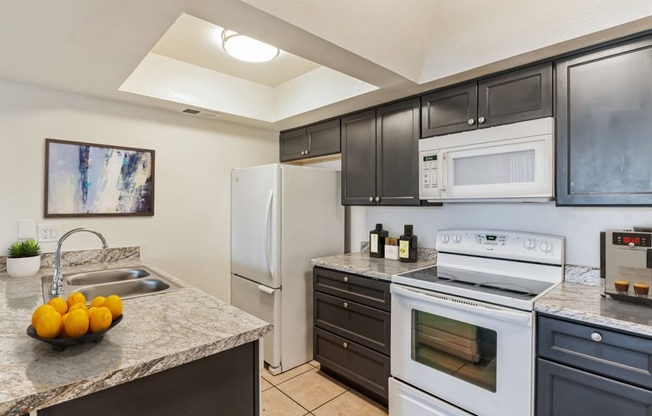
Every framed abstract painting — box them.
[45,139,155,217]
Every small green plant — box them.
[7,239,41,258]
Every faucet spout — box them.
[50,228,109,299]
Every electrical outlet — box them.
[37,224,61,243]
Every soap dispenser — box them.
[399,224,418,263]
[369,224,389,258]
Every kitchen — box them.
[3,1,652,415]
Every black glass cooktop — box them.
[399,266,555,301]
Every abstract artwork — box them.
[45,139,155,217]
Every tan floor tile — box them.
[261,387,307,416]
[313,390,388,416]
[277,368,348,411]
[262,363,314,385]
[309,360,320,368]
[261,377,273,391]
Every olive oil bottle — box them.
[399,224,417,263]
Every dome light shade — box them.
[222,30,280,63]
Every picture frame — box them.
[44,139,155,217]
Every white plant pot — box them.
[6,255,41,278]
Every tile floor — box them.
[261,361,388,416]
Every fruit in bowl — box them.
[27,293,123,351]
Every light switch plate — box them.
[17,219,36,239]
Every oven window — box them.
[412,310,497,392]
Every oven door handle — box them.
[391,284,532,325]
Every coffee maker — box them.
[601,229,652,305]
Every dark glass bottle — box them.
[399,224,418,263]
[369,223,389,258]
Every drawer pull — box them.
[591,332,603,342]
[343,302,349,308]
[342,342,348,349]
[343,276,349,282]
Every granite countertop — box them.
[535,281,652,337]
[0,259,271,415]
[311,249,437,280]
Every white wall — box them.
[0,80,277,301]
[349,203,652,268]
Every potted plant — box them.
[6,239,41,277]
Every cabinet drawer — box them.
[313,267,391,312]
[538,315,652,389]
[314,327,390,402]
[537,358,652,416]
[314,291,390,355]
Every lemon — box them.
[102,295,123,320]
[68,302,88,315]
[35,312,63,339]
[47,297,68,315]
[66,292,86,309]
[64,309,89,337]
[90,296,106,308]
[32,304,56,328]
[89,307,113,333]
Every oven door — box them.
[390,283,534,416]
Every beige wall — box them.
[0,80,277,301]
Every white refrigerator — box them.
[231,163,344,375]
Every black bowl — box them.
[27,315,123,351]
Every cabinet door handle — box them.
[375,196,380,202]
[343,302,349,308]
[368,196,374,202]
[467,118,475,125]
[305,150,310,155]
[591,332,602,342]
[343,276,349,282]
[342,342,349,349]
[478,116,486,124]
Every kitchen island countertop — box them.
[535,281,652,337]
[311,249,437,281]
[0,260,271,415]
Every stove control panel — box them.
[436,229,565,265]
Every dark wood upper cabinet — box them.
[556,34,652,206]
[421,63,552,137]
[279,119,340,162]
[341,99,421,206]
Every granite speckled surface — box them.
[311,249,437,281]
[564,265,601,286]
[535,282,652,337]
[0,246,139,273]
[0,252,271,415]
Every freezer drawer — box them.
[231,275,281,369]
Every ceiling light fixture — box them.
[221,30,280,63]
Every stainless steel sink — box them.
[42,266,182,303]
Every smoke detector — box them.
[181,108,220,119]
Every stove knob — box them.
[540,241,553,253]
[440,235,450,244]
[452,234,462,243]
[523,239,536,250]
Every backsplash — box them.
[360,241,438,263]
[0,246,140,273]
[564,265,601,286]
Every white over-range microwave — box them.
[419,117,554,202]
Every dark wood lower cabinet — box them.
[38,341,259,416]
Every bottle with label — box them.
[369,224,389,258]
[399,224,418,263]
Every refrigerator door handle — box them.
[257,284,276,295]
[264,189,274,279]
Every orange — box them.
[32,304,56,328]
[89,307,113,333]
[66,292,86,309]
[35,312,63,339]
[47,297,68,315]
[68,302,88,315]
[64,309,89,337]
[90,296,106,308]
[59,313,70,338]
[102,295,123,320]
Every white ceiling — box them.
[1,0,652,130]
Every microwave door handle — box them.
[391,284,532,325]
[440,152,447,191]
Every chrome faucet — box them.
[50,228,108,299]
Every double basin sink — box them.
[41,266,182,303]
